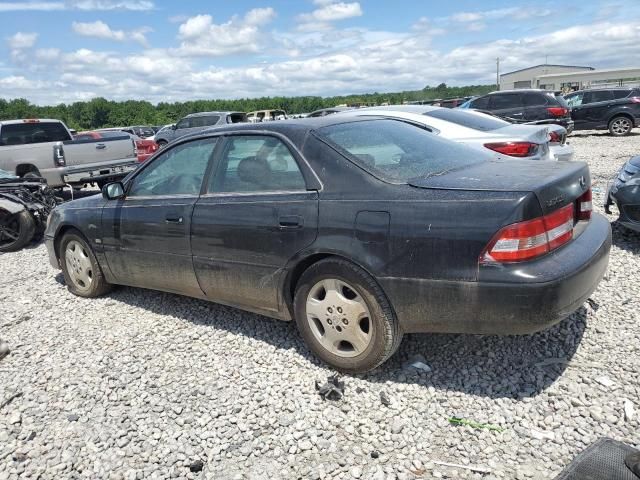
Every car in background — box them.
[46,116,610,373]
[564,88,640,136]
[79,130,158,163]
[120,126,155,139]
[0,118,138,188]
[460,89,574,132]
[150,125,164,134]
[605,155,640,232]
[247,110,288,122]
[307,107,355,117]
[337,105,573,161]
[154,112,247,148]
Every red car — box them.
[76,131,158,163]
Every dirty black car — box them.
[606,155,640,232]
[0,170,59,252]
[45,117,611,373]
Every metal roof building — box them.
[499,64,594,90]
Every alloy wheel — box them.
[306,278,372,358]
[65,240,93,291]
[611,118,632,135]
[0,211,20,250]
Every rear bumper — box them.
[380,213,611,335]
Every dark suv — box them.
[461,89,574,132]
[564,88,640,136]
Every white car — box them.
[337,105,574,162]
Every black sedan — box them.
[45,117,611,373]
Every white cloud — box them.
[0,0,152,11]
[450,7,552,24]
[60,73,109,86]
[7,32,38,49]
[72,21,151,46]
[175,8,276,57]
[297,1,362,31]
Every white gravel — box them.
[1,131,640,480]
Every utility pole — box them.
[496,57,500,90]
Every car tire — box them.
[0,209,36,252]
[609,116,633,136]
[60,231,112,298]
[156,140,168,149]
[293,258,402,373]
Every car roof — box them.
[0,118,64,126]
[566,87,638,94]
[185,111,241,118]
[486,89,554,95]
[181,116,389,149]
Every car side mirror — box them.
[102,182,125,200]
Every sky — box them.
[1,0,639,105]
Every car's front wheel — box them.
[294,258,402,373]
[0,209,36,252]
[156,140,168,149]
[60,232,112,297]
[609,116,633,136]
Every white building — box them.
[500,64,640,92]
[499,64,594,90]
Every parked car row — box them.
[460,87,640,136]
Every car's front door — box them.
[191,134,319,314]
[102,137,219,296]
[582,90,614,127]
[565,92,587,128]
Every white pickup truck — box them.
[0,119,139,188]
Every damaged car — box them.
[605,155,640,233]
[0,169,60,252]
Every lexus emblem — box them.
[579,176,586,189]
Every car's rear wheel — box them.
[0,209,36,252]
[60,232,112,297]
[294,258,402,373]
[609,116,633,136]
[156,140,168,149]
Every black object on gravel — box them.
[554,438,640,480]
[315,375,345,401]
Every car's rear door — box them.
[101,137,219,296]
[582,90,615,127]
[487,93,525,122]
[191,133,319,314]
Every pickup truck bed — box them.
[0,119,138,188]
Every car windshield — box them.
[423,109,509,131]
[0,169,18,179]
[317,119,489,183]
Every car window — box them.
[176,118,191,129]
[565,93,583,107]
[0,122,70,146]
[318,119,489,183]
[522,93,548,107]
[128,138,217,197]
[488,93,522,110]
[210,136,307,193]
[613,90,632,99]
[469,96,489,109]
[423,109,509,131]
[587,90,614,103]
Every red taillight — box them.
[630,97,640,104]
[484,142,539,158]
[481,204,574,263]
[549,131,561,143]
[577,188,592,221]
[547,107,568,117]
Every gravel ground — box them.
[1,131,639,480]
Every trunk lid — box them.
[408,159,590,215]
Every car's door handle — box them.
[165,216,183,224]
[96,143,106,150]
[278,215,303,229]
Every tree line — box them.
[0,83,495,131]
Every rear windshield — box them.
[227,113,248,123]
[423,109,509,131]
[553,95,569,108]
[317,119,489,183]
[0,121,70,146]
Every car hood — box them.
[57,193,105,210]
[408,159,590,215]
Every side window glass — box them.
[204,116,220,126]
[210,136,307,193]
[523,93,547,107]
[128,138,217,197]
[489,94,522,110]
[589,90,614,103]
[613,90,631,99]
[176,118,191,129]
[565,93,583,107]
[470,96,489,109]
